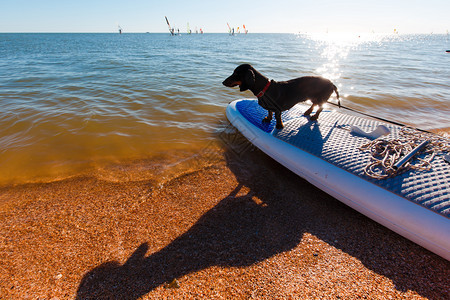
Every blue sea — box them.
[1,33,449,185]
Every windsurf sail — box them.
[227,23,232,35]
[165,16,174,35]
[243,24,248,34]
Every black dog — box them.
[223,64,340,129]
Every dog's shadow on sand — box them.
[76,126,448,299]
[76,147,311,298]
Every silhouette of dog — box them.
[223,64,340,129]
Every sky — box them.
[1,0,449,34]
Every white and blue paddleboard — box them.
[226,99,450,260]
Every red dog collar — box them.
[256,80,271,98]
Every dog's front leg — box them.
[262,110,273,123]
[275,111,284,129]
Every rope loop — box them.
[359,127,449,179]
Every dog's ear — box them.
[240,69,255,91]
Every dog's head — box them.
[222,64,255,92]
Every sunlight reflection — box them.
[316,43,347,81]
[299,32,396,106]
[315,40,350,106]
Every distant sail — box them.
[165,16,174,36]
[118,25,122,34]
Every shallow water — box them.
[0,33,449,186]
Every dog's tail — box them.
[333,84,340,108]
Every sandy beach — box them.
[1,135,449,299]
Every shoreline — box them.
[1,141,449,299]
[1,120,448,191]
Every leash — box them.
[327,102,432,133]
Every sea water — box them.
[0,33,449,185]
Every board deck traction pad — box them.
[234,99,450,219]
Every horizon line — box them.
[1,31,448,35]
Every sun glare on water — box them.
[299,32,399,108]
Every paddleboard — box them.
[226,99,450,260]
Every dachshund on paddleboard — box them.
[223,64,340,129]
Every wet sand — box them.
[1,139,449,299]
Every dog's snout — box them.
[223,76,239,87]
[222,76,230,86]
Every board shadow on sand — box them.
[76,125,449,299]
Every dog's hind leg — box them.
[310,106,324,121]
[304,104,315,116]
[262,110,273,123]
